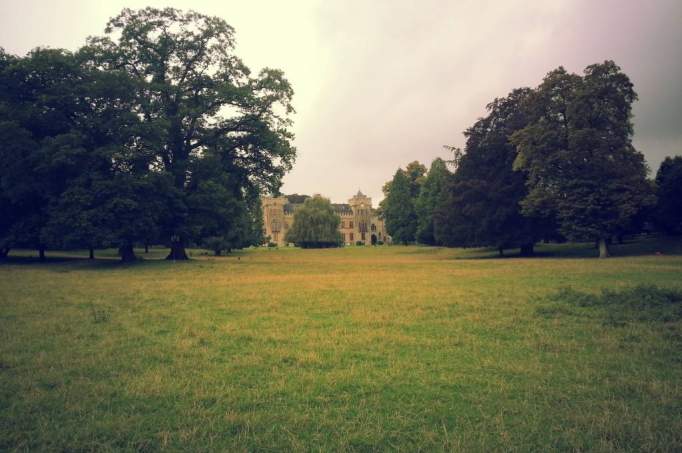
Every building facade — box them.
[262,191,389,246]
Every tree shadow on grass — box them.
[452,236,682,260]
[1,247,251,271]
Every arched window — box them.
[371,224,376,232]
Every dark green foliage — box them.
[286,194,310,204]
[435,89,551,255]
[285,195,342,248]
[415,158,450,245]
[383,169,418,244]
[512,62,654,257]
[403,161,427,198]
[0,8,295,261]
[82,7,295,260]
[654,156,682,234]
[0,48,141,258]
[378,160,426,244]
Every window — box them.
[350,233,354,241]
[361,232,366,241]
[349,221,354,228]
[340,220,344,228]
[371,224,376,232]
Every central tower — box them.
[349,190,372,243]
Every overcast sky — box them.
[1,0,681,204]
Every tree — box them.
[654,156,682,234]
[0,48,98,260]
[434,88,552,255]
[415,158,450,245]
[404,161,427,198]
[512,61,653,258]
[285,195,342,248]
[0,45,160,262]
[379,161,425,216]
[84,7,296,260]
[286,194,310,204]
[383,169,418,244]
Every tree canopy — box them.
[285,195,342,248]
[0,7,295,261]
[83,7,296,260]
[512,61,653,257]
[382,60,655,258]
[415,158,450,245]
[434,88,552,255]
[382,169,418,244]
[654,156,682,235]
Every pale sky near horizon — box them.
[1,0,681,204]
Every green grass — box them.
[1,238,681,451]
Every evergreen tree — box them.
[383,169,418,244]
[435,88,552,255]
[415,158,450,245]
[285,195,342,248]
[654,156,682,234]
[404,161,427,198]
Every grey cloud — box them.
[1,0,680,201]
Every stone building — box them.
[262,191,389,246]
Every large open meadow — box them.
[1,239,681,451]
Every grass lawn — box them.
[1,238,681,451]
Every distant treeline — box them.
[381,61,682,258]
[0,8,296,261]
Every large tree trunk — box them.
[38,246,46,261]
[520,243,534,257]
[89,248,95,260]
[598,237,610,258]
[498,247,504,257]
[144,243,149,253]
[119,244,137,262]
[166,239,189,260]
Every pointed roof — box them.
[356,189,365,197]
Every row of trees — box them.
[382,61,681,257]
[0,8,296,261]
